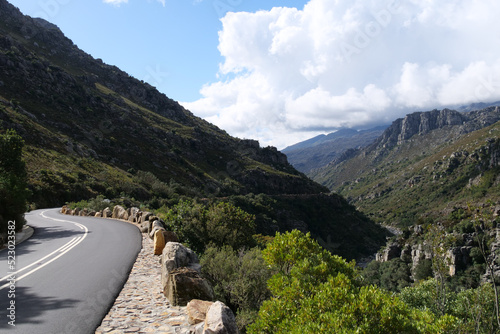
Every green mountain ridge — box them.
[0,0,327,206]
[310,107,500,227]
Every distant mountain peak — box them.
[283,126,387,174]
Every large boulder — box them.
[161,242,213,306]
[149,220,165,239]
[140,220,152,233]
[140,211,153,224]
[128,207,140,223]
[153,229,166,256]
[102,207,112,218]
[203,301,239,334]
[161,242,201,277]
[112,205,129,220]
[164,268,214,306]
[187,299,214,325]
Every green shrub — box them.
[362,258,413,292]
[200,245,271,332]
[399,278,498,333]
[163,200,256,254]
[414,258,433,281]
[248,230,460,334]
[0,129,29,233]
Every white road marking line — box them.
[57,236,82,253]
[0,210,89,290]
[0,237,78,282]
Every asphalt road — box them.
[0,208,142,334]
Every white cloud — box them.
[103,0,128,6]
[182,0,500,149]
[103,0,165,7]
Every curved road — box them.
[0,208,142,334]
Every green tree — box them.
[248,230,458,334]
[204,202,256,250]
[0,129,29,235]
[163,200,206,252]
[164,200,256,253]
[427,223,455,315]
[468,203,500,329]
[400,278,498,333]
[363,258,412,292]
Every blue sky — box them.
[7,0,500,149]
[8,0,305,102]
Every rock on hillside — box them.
[373,108,500,151]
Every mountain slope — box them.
[311,107,500,227]
[0,0,327,206]
[283,126,387,174]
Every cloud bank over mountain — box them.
[183,0,500,148]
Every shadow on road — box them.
[0,285,79,330]
[0,225,91,258]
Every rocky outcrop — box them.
[127,207,140,223]
[112,205,129,220]
[161,242,202,278]
[161,242,214,306]
[447,246,472,276]
[203,301,239,334]
[187,300,239,334]
[164,268,214,307]
[103,207,112,218]
[373,107,500,152]
[375,228,477,278]
[187,300,214,325]
[375,242,401,262]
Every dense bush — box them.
[200,245,271,332]
[67,195,112,212]
[413,258,433,281]
[400,278,498,333]
[0,129,29,234]
[363,258,413,292]
[163,200,256,254]
[248,230,458,334]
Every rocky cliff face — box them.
[372,107,500,153]
[310,105,500,228]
